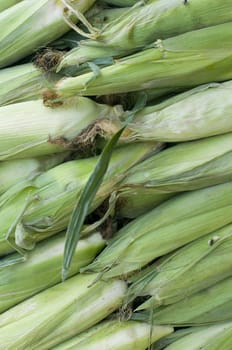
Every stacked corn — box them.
[0,0,231,349]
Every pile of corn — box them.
[0,0,232,349]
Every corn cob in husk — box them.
[0,63,56,106]
[54,22,232,98]
[0,232,105,313]
[0,273,127,349]
[82,182,232,278]
[0,142,159,256]
[58,0,232,69]
[127,224,232,309]
[117,133,232,218]
[134,276,232,326]
[53,320,173,350]
[0,153,68,196]
[162,322,232,350]
[0,0,96,68]
[0,96,122,160]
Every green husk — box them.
[0,96,122,160]
[134,277,232,326]
[54,22,232,97]
[0,153,68,195]
[0,0,22,12]
[101,0,139,6]
[0,232,105,313]
[0,142,159,256]
[82,182,232,278]
[0,273,127,349]
[162,322,232,350]
[117,133,232,218]
[53,320,173,350]
[128,224,232,309]
[73,82,232,149]
[58,0,232,69]
[0,0,96,68]
[0,63,57,106]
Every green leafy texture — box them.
[82,182,232,278]
[128,224,232,309]
[63,94,148,280]
[55,22,232,97]
[0,96,121,160]
[134,277,232,326]
[0,0,96,68]
[117,133,232,218]
[59,0,232,68]
[53,320,173,350]
[0,274,127,349]
[0,232,105,313]
[100,0,139,6]
[160,322,232,350]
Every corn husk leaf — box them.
[162,322,232,350]
[82,182,232,278]
[117,133,232,217]
[55,22,232,97]
[53,320,173,350]
[134,277,232,326]
[0,96,122,160]
[59,0,232,68]
[0,142,159,256]
[0,232,105,313]
[0,0,22,12]
[0,63,58,106]
[0,0,96,68]
[0,152,68,195]
[128,224,232,309]
[0,273,127,349]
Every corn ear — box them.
[0,96,122,160]
[0,232,105,313]
[0,152,68,195]
[0,142,159,256]
[0,0,96,68]
[59,0,232,69]
[162,322,232,350]
[117,133,232,217]
[82,182,232,278]
[55,22,232,97]
[128,224,232,309]
[135,277,232,326]
[0,273,127,349]
[53,320,173,350]
[0,63,57,106]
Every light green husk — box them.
[0,96,122,160]
[0,232,105,313]
[59,0,232,69]
[53,320,173,350]
[86,5,130,29]
[0,273,127,349]
[162,322,232,350]
[117,133,232,218]
[82,182,232,278]
[72,81,232,149]
[135,277,232,326]
[0,0,96,68]
[55,22,232,97]
[0,142,159,256]
[0,63,56,106]
[128,224,232,309]
[0,0,22,12]
[0,153,68,195]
